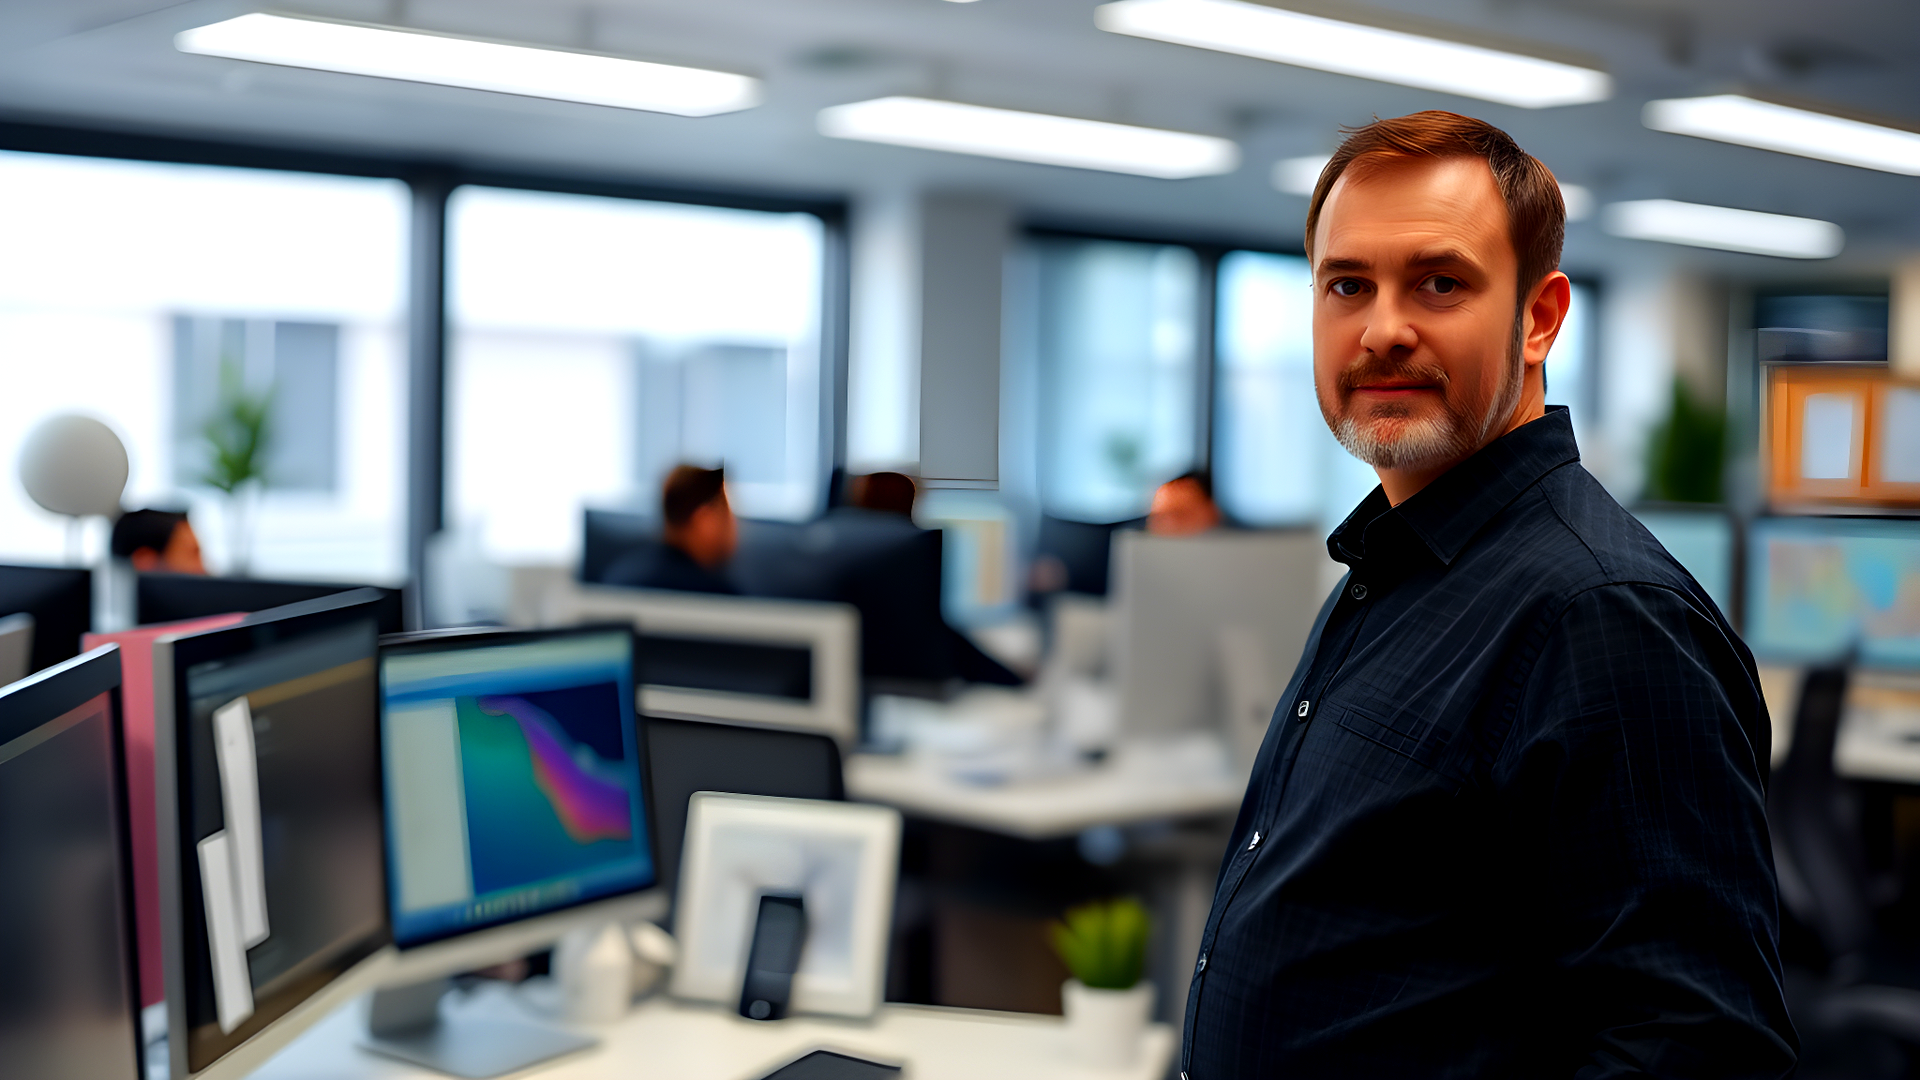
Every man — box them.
[604,465,738,594]
[111,508,206,574]
[1147,470,1222,536]
[1180,112,1794,1078]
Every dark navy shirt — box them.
[602,542,738,596]
[1181,408,1796,1079]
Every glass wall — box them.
[1032,238,1200,523]
[0,150,409,579]
[446,186,826,564]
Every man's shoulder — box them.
[1486,463,1700,590]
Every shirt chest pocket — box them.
[1324,693,1471,790]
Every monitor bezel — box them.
[375,623,662,957]
[0,644,144,1080]
[154,589,395,1080]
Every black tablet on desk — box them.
[756,1048,903,1080]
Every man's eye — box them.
[1331,279,1363,297]
[1423,276,1462,295]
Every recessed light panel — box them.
[817,97,1240,179]
[1604,199,1843,260]
[1644,95,1920,176]
[176,13,760,117]
[1096,0,1610,109]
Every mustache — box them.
[1334,357,1452,396]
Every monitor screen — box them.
[0,650,141,1080]
[1746,516,1920,667]
[380,628,654,949]
[169,604,387,1073]
[0,563,93,674]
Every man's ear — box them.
[1523,272,1573,368]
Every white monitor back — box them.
[0,612,33,685]
[542,584,860,747]
[1111,530,1335,743]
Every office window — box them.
[1213,251,1376,528]
[447,187,825,563]
[0,151,408,579]
[1033,238,1200,522]
[1551,282,1599,448]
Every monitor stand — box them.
[360,977,598,1080]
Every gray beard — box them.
[1327,316,1525,472]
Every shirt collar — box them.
[1328,406,1581,570]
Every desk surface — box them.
[845,751,1245,840]
[247,982,1174,1080]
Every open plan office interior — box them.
[1,0,1920,1077]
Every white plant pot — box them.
[1062,978,1154,1070]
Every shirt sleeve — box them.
[1493,581,1798,1079]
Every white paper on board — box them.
[212,696,270,946]
[197,831,256,1034]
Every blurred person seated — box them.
[111,508,205,574]
[846,471,918,518]
[603,465,739,595]
[1147,469,1221,536]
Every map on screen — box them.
[1747,518,1920,667]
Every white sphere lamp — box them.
[18,414,130,562]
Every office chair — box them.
[1770,663,1920,1049]
[644,716,845,912]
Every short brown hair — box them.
[662,465,726,527]
[1304,111,1564,305]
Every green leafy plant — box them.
[1050,897,1149,990]
[201,354,272,495]
[1644,376,1726,504]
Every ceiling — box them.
[0,0,1916,281]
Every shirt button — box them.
[1247,830,1263,851]
[1295,699,1310,721]
[1350,583,1369,600]
[1195,952,1208,974]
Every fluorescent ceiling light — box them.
[1644,95,1920,175]
[1270,154,1593,221]
[817,97,1239,178]
[1604,199,1843,260]
[175,13,759,117]
[1271,154,1328,195]
[1096,0,1609,109]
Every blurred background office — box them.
[0,1,1918,1077]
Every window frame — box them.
[0,118,850,623]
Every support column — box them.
[405,171,451,629]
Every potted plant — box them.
[200,354,271,576]
[1050,896,1153,1069]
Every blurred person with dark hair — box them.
[111,508,205,574]
[1146,469,1220,536]
[847,471,918,518]
[1179,112,1794,1078]
[604,465,738,595]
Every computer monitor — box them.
[138,573,406,635]
[545,584,859,746]
[1111,529,1333,742]
[581,506,655,585]
[1632,506,1736,623]
[0,644,144,1080]
[645,716,845,906]
[371,625,663,1075]
[153,590,392,1080]
[0,562,93,674]
[1746,516,1920,668]
[1033,514,1142,598]
[0,611,34,685]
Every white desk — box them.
[844,752,1244,841]
[246,981,1174,1080]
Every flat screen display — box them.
[175,615,387,1072]
[380,629,654,947]
[1746,516,1920,667]
[0,686,141,1080]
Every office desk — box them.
[844,751,1244,841]
[247,982,1174,1080]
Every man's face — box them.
[1311,155,1525,474]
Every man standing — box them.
[1180,112,1795,1077]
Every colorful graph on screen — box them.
[1750,523,1920,666]
[454,684,637,895]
